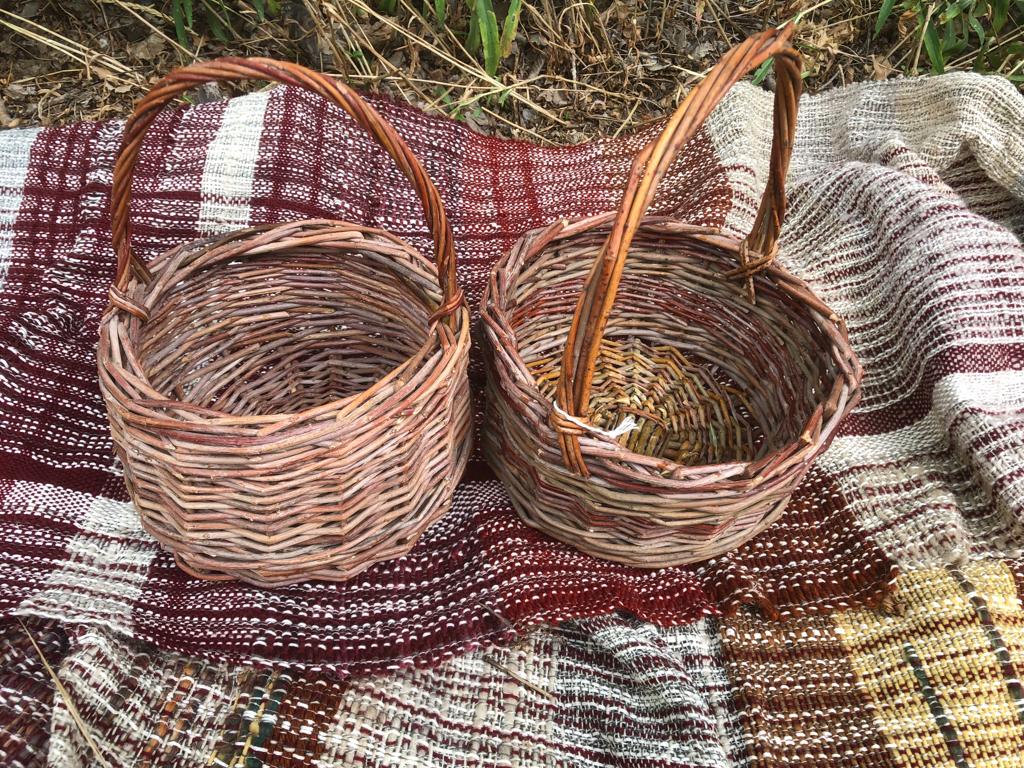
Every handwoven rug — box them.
[1,71,1023,674]
[2,560,1022,767]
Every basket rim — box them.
[481,212,863,481]
[99,219,472,433]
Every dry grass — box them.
[17,619,111,767]
[0,1,1017,140]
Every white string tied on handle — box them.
[551,401,638,441]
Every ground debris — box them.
[0,0,1013,140]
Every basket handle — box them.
[109,57,463,325]
[553,26,802,476]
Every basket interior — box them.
[510,233,839,467]
[137,247,439,417]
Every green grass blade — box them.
[992,0,1009,33]
[967,14,985,45]
[924,22,945,72]
[875,0,896,35]
[466,2,481,52]
[943,16,956,49]
[476,0,500,76]
[500,0,522,58]
[171,0,188,45]
[752,57,773,85]
[201,0,234,42]
[207,12,228,42]
[974,35,992,70]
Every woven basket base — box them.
[531,337,764,466]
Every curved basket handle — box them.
[109,57,463,325]
[553,26,802,476]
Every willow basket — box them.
[481,27,863,568]
[98,58,471,587]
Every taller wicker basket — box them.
[98,59,472,587]
[481,26,863,568]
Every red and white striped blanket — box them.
[0,71,1021,678]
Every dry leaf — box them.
[897,9,917,38]
[871,54,896,81]
[90,65,118,82]
[128,32,166,62]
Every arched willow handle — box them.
[554,26,802,476]
[109,57,463,325]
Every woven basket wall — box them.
[481,27,863,568]
[97,59,471,587]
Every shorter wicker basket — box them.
[481,26,863,568]
[98,59,471,587]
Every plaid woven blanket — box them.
[1,66,1024,756]
[5,561,1024,767]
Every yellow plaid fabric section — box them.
[835,562,1024,768]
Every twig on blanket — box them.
[483,654,557,702]
[476,601,542,653]
[17,619,112,768]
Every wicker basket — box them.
[480,27,863,568]
[98,59,472,586]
